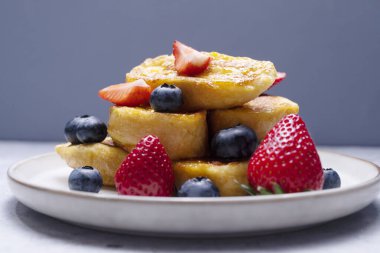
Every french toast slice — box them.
[108,106,208,160]
[127,52,277,111]
[173,160,249,197]
[55,138,127,186]
[208,96,299,140]
[56,140,249,196]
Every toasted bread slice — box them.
[56,140,249,196]
[208,96,299,140]
[108,106,208,160]
[55,138,127,186]
[127,52,277,111]
[173,160,248,197]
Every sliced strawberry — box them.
[274,72,286,84]
[268,72,287,90]
[248,114,323,193]
[98,79,151,107]
[114,135,174,196]
[173,40,211,76]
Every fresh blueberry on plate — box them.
[211,124,258,161]
[323,168,341,189]
[150,84,183,112]
[68,166,103,193]
[64,115,107,144]
[177,177,220,197]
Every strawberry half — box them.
[173,40,211,76]
[114,135,174,196]
[98,79,151,107]
[248,114,323,193]
[268,72,287,90]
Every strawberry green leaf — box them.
[257,186,272,195]
[272,183,284,194]
[234,180,256,196]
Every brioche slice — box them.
[108,106,208,160]
[173,160,248,197]
[56,140,249,196]
[55,138,127,186]
[208,96,299,140]
[127,52,277,111]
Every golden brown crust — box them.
[208,96,300,140]
[108,106,208,160]
[127,52,277,111]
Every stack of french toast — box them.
[56,41,299,196]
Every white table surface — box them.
[1,141,379,253]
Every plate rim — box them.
[7,150,380,204]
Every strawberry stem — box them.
[272,183,284,194]
[235,181,284,196]
[257,186,272,195]
[234,180,256,196]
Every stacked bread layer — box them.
[107,96,299,160]
[56,95,299,196]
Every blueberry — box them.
[150,84,183,112]
[64,115,107,144]
[177,177,220,197]
[68,166,103,193]
[211,125,258,161]
[323,168,341,189]
[64,117,82,144]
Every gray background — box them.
[0,0,379,145]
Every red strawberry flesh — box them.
[267,72,286,90]
[173,40,211,76]
[248,114,323,193]
[274,72,286,84]
[114,135,174,196]
[98,79,151,107]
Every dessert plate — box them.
[7,150,380,237]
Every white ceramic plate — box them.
[7,150,380,237]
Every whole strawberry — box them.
[248,114,323,193]
[114,135,174,196]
